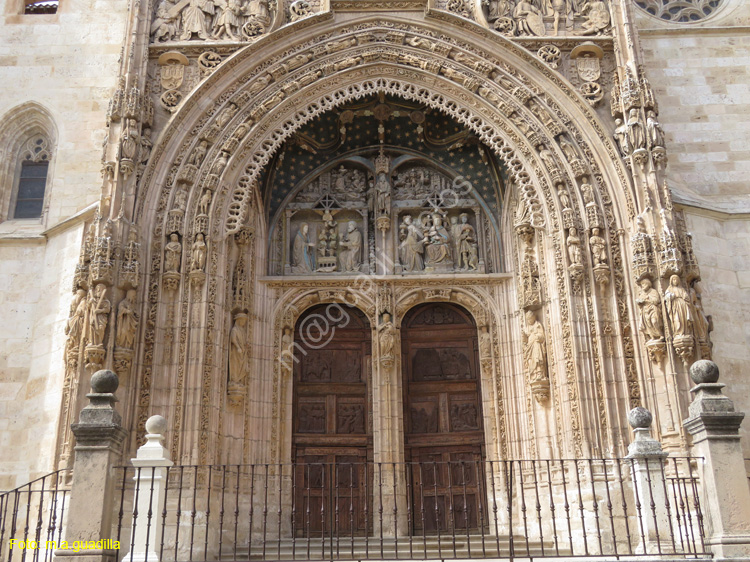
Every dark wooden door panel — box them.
[292,305,372,537]
[402,303,487,535]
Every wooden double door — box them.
[402,303,487,534]
[291,303,486,536]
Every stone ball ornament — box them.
[145,414,168,436]
[690,359,720,385]
[628,406,653,429]
[91,369,119,394]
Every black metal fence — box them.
[113,457,708,562]
[0,469,72,562]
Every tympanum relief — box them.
[482,0,611,38]
[277,159,490,277]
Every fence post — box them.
[626,406,670,554]
[54,370,127,562]
[683,359,750,559]
[123,415,173,562]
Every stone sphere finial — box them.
[145,415,168,436]
[628,406,653,429]
[91,370,119,394]
[690,359,720,385]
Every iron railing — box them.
[113,457,708,561]
[0,469,72,562]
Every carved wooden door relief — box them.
[292,305,372,535]
[401,303,487,534]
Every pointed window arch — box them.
[0,103,57,224]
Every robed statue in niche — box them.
[399,215,425,272]
[339,221,362,272]
[292,223,316,273]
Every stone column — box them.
[625,407,670,554]
[683,360,750,560]
[54,370,127,562]
[122,415,173,562]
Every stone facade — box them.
[0,0,748,494]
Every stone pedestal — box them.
[122,415,173,562]
[54,371,127,562]
[625,407,670,554]
[683,360,750,560]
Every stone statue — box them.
[424,214,453,268]
[664,274,693,337]
[558,186,571,210]
[559,136,578,164]
[614,118,630,156]
[646,110,665,149]
[375,174,391,216]
[478,325,492,360]
[399,215,425,272]
[378,313,396,363]
[339,221,362,273]
[213,0,242,40]
[229,313,248,384]
[86,284,111,348]
[458,213,478,270]
[65,289,87,349]
[581,0,610,35]
[244,0,271,31]
[174,188,188,212]
[484,0,512,21]
[690,282,711,345]
[292,223,315,273]
[153,0,179,41]
[280,326,294,371]
[188,140,208,166]
[626,108,646,153]
[198,190,212,215]
[522,310,547,384]
[191,233,207,271]
[116,289,138,350]
[581,182,595,206]
[513,1,545,36]
[589,227,607,266]
[450,216,462,263]
[636,278,664,341]
[566,227,583,265]
[180,0,215,40]
[164,233,182,273]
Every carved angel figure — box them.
[522,310,547,384]
[636,278,664,342]
[664,274,693,338]
[116,289,138,350]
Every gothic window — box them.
[24,0,58,14]
[8,136,53,220]
[634,0,724,22]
